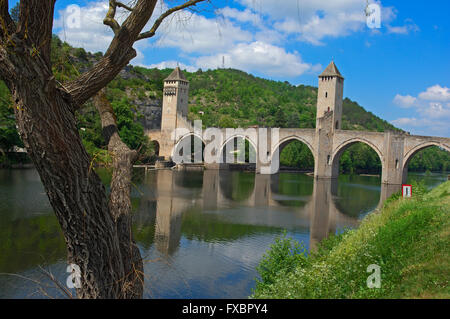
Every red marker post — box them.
[402,184,412,198]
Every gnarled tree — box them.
[0,0,207,298]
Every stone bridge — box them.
[148,63,450,185]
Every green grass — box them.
[251,181,450,299]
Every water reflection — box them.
[134,170,402,258]
[3,168,436,298]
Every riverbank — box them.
[252,180,450,299]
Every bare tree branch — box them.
[137,0,207,40]
[104,0,122,35]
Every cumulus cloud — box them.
[51,1,414,79]
[154,10,252,54]
[140,60,197,72]
[195,41,318,78]
[235,0,405,45]
[393,94,417,108]
[392,85,450,136]
[218,7,263,28]
[53,1,114,53]
[418,85,450,102]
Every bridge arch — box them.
[331,138,385,179]
[219,134,257,164]
[172,132,205,163]
[269,136,316,174]
[272,136,316,163]
[402,141,450,184]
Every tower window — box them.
[395,159,399,169]
[325,92,328,98]
[164,87,176,96]
[335,121,339,129]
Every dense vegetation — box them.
[0,36,448,172]
[252,181,450,298]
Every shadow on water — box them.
[2,168,444,298]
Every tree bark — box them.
[93,89,144,299]
[0,42,127,298]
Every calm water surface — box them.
[0,169,447,298]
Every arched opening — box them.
[277,138,315,173]
[332,141,382,178]
[220,136,256,169]
[173,134,205,164]
[331,141,383,217]
[402,145,450,185]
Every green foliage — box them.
[408,146,450,172]
[0,82,25,166]
[76,97,152,164]
[252,181,450,299]
[279,141,314,169]
[339,143,382,174]
[255,232,308,289]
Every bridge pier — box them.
[381,132,405,185]
[314,108,336,180]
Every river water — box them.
[0,168,447,298]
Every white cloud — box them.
[195,41,318,78]
[218,7,263,28]
[421,102,450,119]
[418,85,450,102]
[391,117,450,137]
[275,10,365,45]
[235,0,406,45]
[387,19,420,35]
[392,85,450,136]
[54,2,114,53]
[391,117,420,126]
[154,10,252,54]
[140,60,197,72]
[393,94,417,108]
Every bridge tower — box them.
[159,67,190,159]
[315,61,344,179]
[316,61,344,131]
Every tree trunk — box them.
[0,39,142,298]
[93,90,144,299]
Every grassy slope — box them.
[252,181,450,299]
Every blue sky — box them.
[9,0,450,137]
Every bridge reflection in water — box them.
[133,170,401,256]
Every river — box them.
[0,168,447,298]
